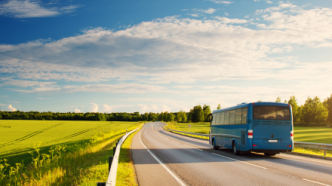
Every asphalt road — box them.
[131,122,332,186]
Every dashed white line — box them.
[139,126,187,186]
[302,178,331,186]
[211,153,267,169]
[279,154,332,165]
[149,123,331,186]
[154,123,267,170]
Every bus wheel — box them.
[264,153,276,156]
[232,142,239,155]
[213,140,219,150]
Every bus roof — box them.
[212,102,289,114]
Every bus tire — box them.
[264,153,276,156]
[232,142,240,155]
[213,139,219,150]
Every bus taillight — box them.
[290,131,293,140]
[248,130,253,139]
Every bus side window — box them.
[224,111,230,124]
[220,112,225,125]
[235,108,242,124]
[216,112,220,125]
[241,108,248,124]
[229,110,235,124]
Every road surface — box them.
[131,122,332,186]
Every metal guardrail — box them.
[166,127,209,138]
[294,141,332,157]
[166,127,332,157]
[97,128,138,186]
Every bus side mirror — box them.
[208,114,212,122]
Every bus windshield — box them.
[253,106,291,120]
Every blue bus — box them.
[209,102,293,156]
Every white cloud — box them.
[90,103,98,113]
[199,8,216,14]
[189,13,199,17]
[2,79,55,87]
[209,0,233,4]
[103,104,112,112]
[8,104,17,111]
[74,108,80,113]
[0,0,79,18]
[8,101,20,103]
[37,97,51,99]
[266,0,273,3]
[1,3,332,104]
[11,83,167,93]
[215,16,248,24]
[173,85,194,89]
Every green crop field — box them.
[0,120,141,185]
[0,120,137,160]
[0,120,140,185]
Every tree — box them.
[167,112,175,122]
[284,100,287,103]
[323,94,332,123]
[276,97,282,103]
[217,104,221,110]
[302,96,328,123]
[288,96,299,122]
[202,105,211,122]
[187,109,194,122]
[257,100,262,102]
[177,110,187,122]
[193,105,204,122]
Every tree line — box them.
[280,94,332,124]
[1,94,331,124]
[0,111,176,122]
[0,105,209,122]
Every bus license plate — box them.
[268,140,278,143]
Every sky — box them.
[1,0,332,114]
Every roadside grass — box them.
[165,122,332,157]
[166,122,210,134]
[116,126,143,186]
[0,120,140,186]
[293,147,332,158]
[292,127,332,158]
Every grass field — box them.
[166,122,332,157]
[0,120,140,185]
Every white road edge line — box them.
[139,126,187,186]
[211,153,267,170]
[302,178,331,186]
[152,124,202,151]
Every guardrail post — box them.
[109,156,113,173]
[324,149,326,157]
[97,182,106,186]
[113,147,116,156]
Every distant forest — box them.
[1,94,331,124]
